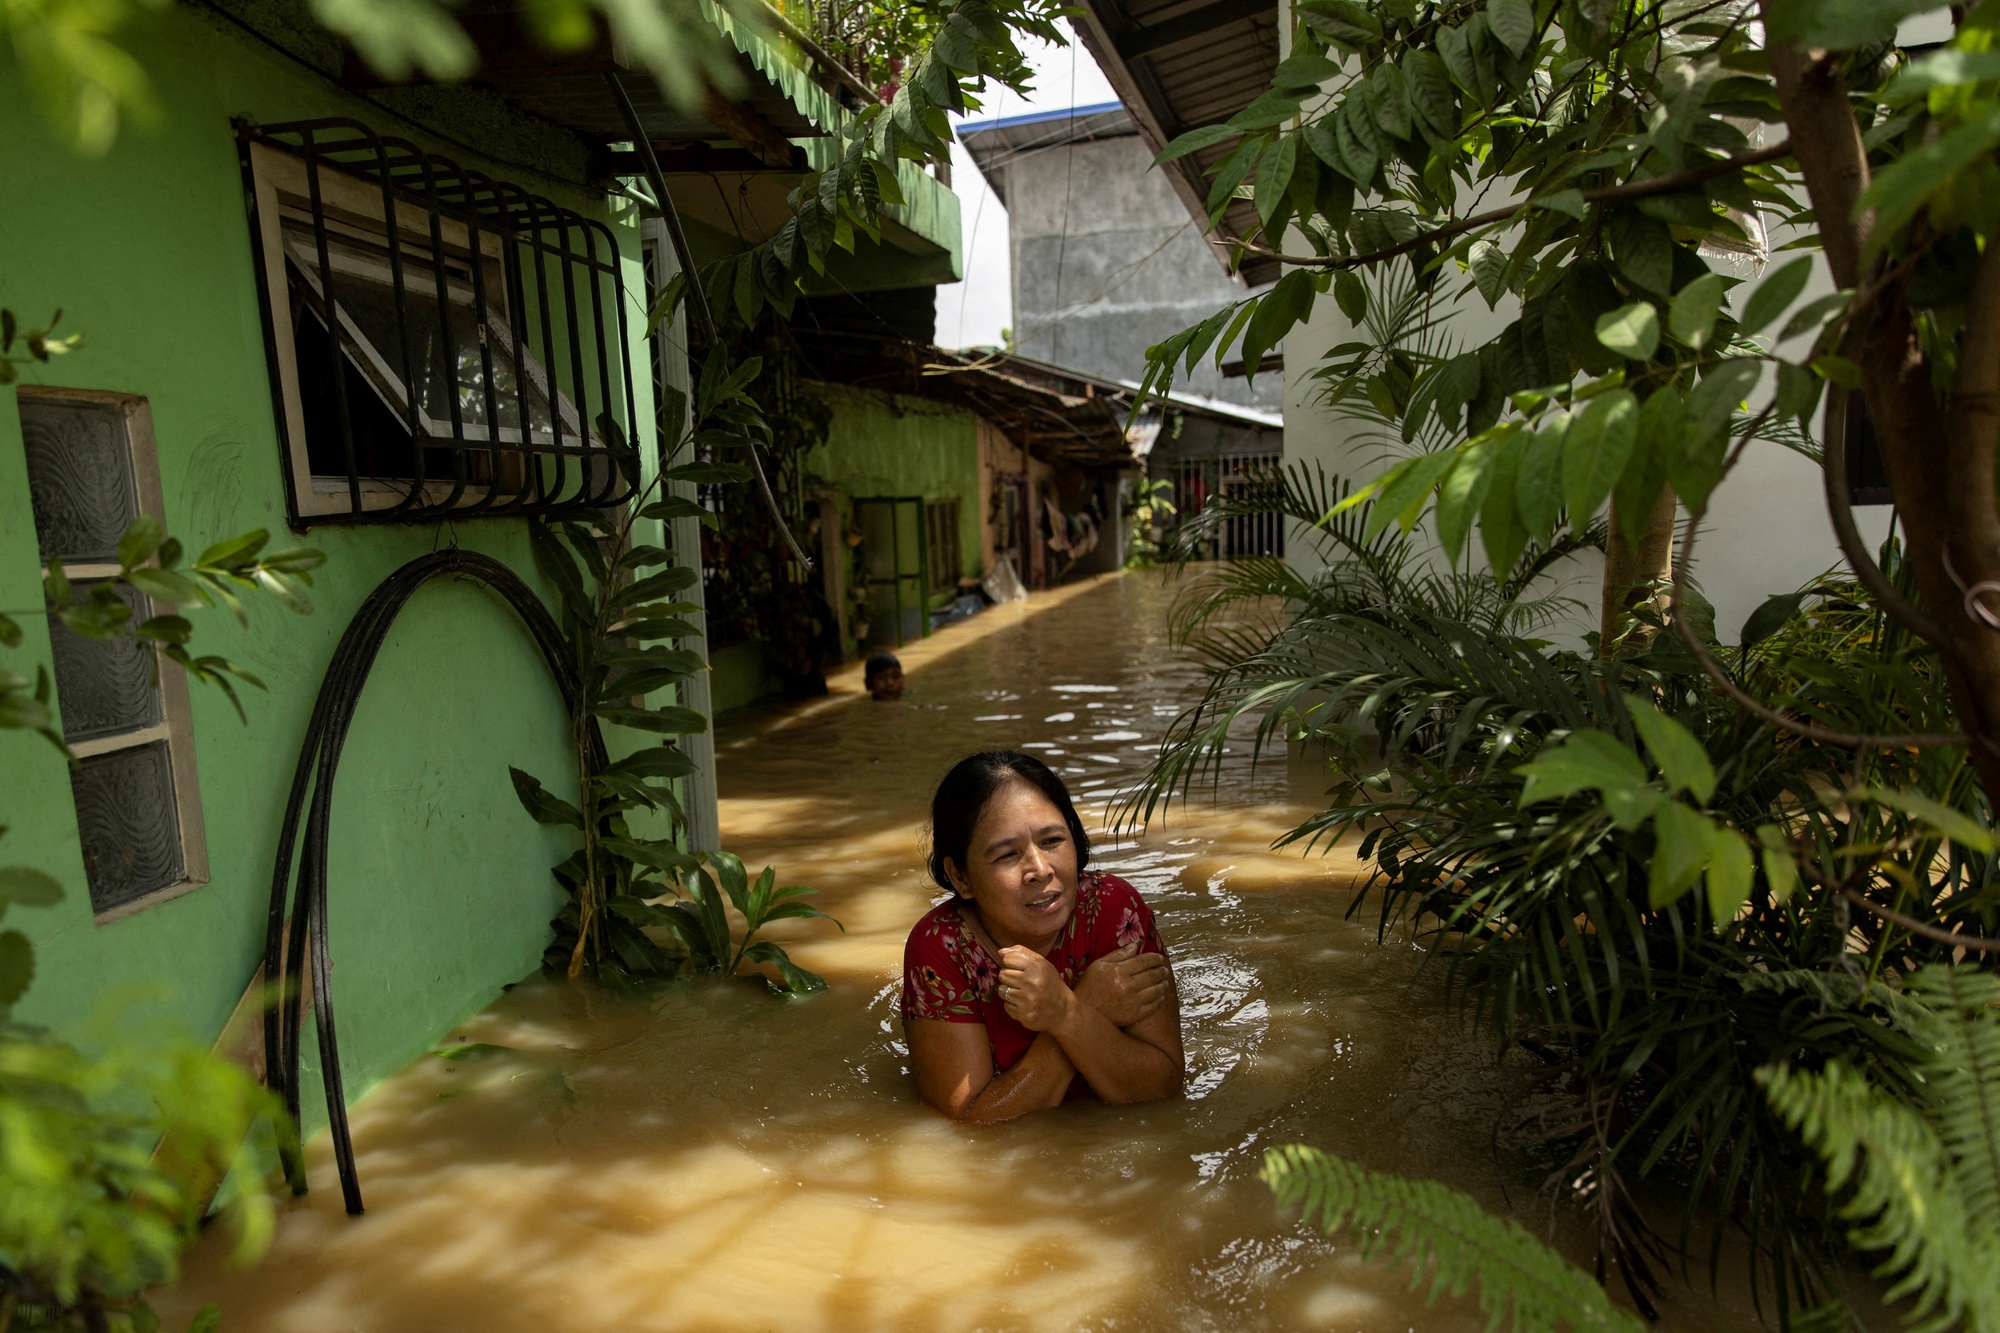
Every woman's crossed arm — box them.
[907,946,1182,1120]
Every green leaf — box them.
[1534,189,1587,219]
[1812,354,1862,389]
[740,939,827,994]
[1885,48,2000,98]
[1595,303,1660,360]
[601,836,699,877]
[1484,0,1534,56]
[125,567,207,608]
[1704,825,1754,922]
[1240,270,1318,376]
[1469,239,1509,309]
[1779,291,1850,344]
[1405,49,1458,138]
[1649,801,1714,907]
[1738,255,1812,337]
[1668,273,1724,350]
[592,705,708,734]
[1435,440,1497,563]
[1516,409,1569,543]
[1252,134,1300,233]
[1740,593,1805,650]
[1860,786,1997,853]
[1362,452,1458,540]
[1626,697,1717,804]
[1608,211,1673,294]
[1858,106,2000,252]
[1334,270,1367,323]
[508,767,582,828]
[1480,432,1529,577]
[1755,825,1799,902]
[1369,64,1413,141]
[118,514,166,570]
[605,746,698,780]
[186,1305,222,1333]
[1776,359,1824,423]
[1516,729,1648,806]
[1563,389,1639,523]
[1262,1145,1647,1333]
[1157,125,1240,166]
[664,462,751,485]
[1674,359,1763,509]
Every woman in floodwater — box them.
[902,750,1184,1120]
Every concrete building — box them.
[959,104,1281,414]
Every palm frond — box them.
[1262,1145,1647,1333]
[1759,1059,1999,1331]
[1759,964,2000,1332]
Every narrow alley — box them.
[157,574,1776,1332]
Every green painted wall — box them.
[0,8,663,1135]
[805,382,982,589]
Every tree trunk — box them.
[1600,485,1678,654]
[1765,27,2000,799]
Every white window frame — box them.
[17,387,210,923]
[244,143,588,519]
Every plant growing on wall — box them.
[3,296,325,1332]
[508,352,837,995]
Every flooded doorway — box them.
[159,572,1779,1331]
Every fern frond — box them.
[1758,1060,2000,1332]
[1906,965,2000,1244]
[1261,1145,1646,1333]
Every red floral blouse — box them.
[899,870,1167,1075]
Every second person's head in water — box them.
[929,750,1090,949]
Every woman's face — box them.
[947,778,1079,950]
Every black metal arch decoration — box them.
[261,549,604,1215]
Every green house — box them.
[0,0,962,1140]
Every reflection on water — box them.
[161,572,1780,1331]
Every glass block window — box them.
[71,743,185,913]
[15,389,207,919]
[19,396,138,563]
[48,582,163,742]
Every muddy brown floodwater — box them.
[162,571,1793,1332]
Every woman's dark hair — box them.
[928,750,1091,891]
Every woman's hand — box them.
[1072,944,1172,1029]
[997,946,1078,1032]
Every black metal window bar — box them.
[236,117,642,524]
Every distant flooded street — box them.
[160,571,1782,1331]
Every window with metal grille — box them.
[237,118,642,525]
[17,389,209,920]
[925,498,960,594]
[1172,452,1284,559]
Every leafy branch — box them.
[510,349,837,994]
[1263,1144,1646,1333]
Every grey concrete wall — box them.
[1000,136,1283,411]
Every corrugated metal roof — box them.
[956,103,1137,206]
[1067,0,1283,286]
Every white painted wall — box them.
[1273,0,1895,643]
